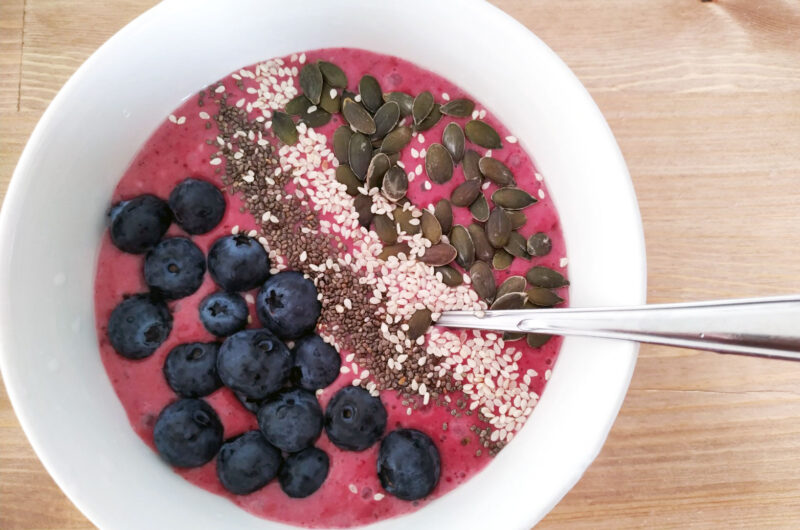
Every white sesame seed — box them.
[417,134,425,144]
[348,484,358,494]
[354,94,362,102]
[506,135,518,144]
[560,257,569,267]
[442,92,450,101]
[538,189,545,199]
[340,366,350,374]
[299,53,306,64]
[176,116,186,125]
[330,88,337,99]
[373,493,384,501]
[535,171,544,182]
[168,114,177,123]
[209,157,222,166]
[307,105,318,113]
[215,85,226,93]
[300,251,308,262]
[406,407,412,416]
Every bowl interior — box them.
[0,0,645,528]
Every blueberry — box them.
[107,294,172,359]
[290,335,340,391]
[163,342,221,398]
[216,329,291,399]
[257,389,323,453]
[199,292,249,337]
[256,271,321,340]
[216,431,281,495]
[108,194,172,254]
[377,429,441,501]
[153,398,223,468]
[324,386,387,451]
[207,234,271,292]
[168,178,226,235]
[279,447,329,498]
[144,237,206,299]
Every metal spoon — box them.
[436,295,800,361]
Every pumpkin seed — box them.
[496,275,526,299]
[333,126,352,164]
[342,98,376,134]
[407,308,433,340]
[486,208,511,248]
[366,153,391,190]
[380,126,412,154]
[507,210,527,230]
[490,292,526,310]
[527,233,552,257]
[348,133,372,180]
[450,180,482,207]
[462,149,483,182]
[319,84,341,114]
[300,107,332,128]
[359,74,383,113]
[469,194,490,222]
[373,214,398,244]
[271,111,298,145]
[354,194,374,228]
[318,60,347,88]
[335,165,360,195]
[299,63,323,104]
[441,98,475,118]
[450,225,475,270]
[381,166,408,202]
[420,243,458,267]
[526,287,564,307]
[421,210,442,244]
[435,265,463,287]
[425,143,454,185]
[415,103,442,131]
[526,266,570,288]
[526,333,552,348]
[379,242,411,261]
[492,187,537,210]
[504,332,525,342]
[371,101,400,140]
[434,199,453,235]
[393,206,420,235]
[442,122,465,163]
[469,261,496,303]
[383,91,414,117]
[492,249,513,270]
[504,231,529,259]
[465,120,502,149]
[412,90,434,125]
[285,94,312,116]
[479,157,515,186]
[468,223,494,262]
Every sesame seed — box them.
[168,114,177,123]
[442,92,450,101]
[348,484,358,494]
[373,493,384,501]
[560,257,569,267]
[506,135,518,144]
[538,189,545,199]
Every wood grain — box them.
[1,0,799,528]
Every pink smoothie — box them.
[94,48,568,528]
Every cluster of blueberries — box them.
[103,178,440,501]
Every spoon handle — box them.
[436,295,800,361]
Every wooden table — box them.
[2,0,800,527]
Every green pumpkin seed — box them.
[434,199,453,235]
[335,165,360,195]
[526,266,570,288]
[379,242,411,261]
[421,210,442,244]
[380,126,412,154]
[373,214,398,244]
[359,74,383,113]
[492,249,513,270]
[492,187,537,210]
[354,194,374,228]
[504,231,529,259]
[490,292,526,310]
[318,60,347,88]
[348,133,372,180]
[299,63,323,104]
[420,243,457,267]
[441,98,475,118]
[469,261,496,303]
[407,308,433,340]
[342,98,376,135]
[450,225,475,270]
[496,275,526,299]
[300,107,332,128]
[469,194,490,222]
[371,101,400,140]
[333,126,352,164]
[462,149,483,182]
[412,91,435,125]
[465,120,502,149]
[450,180,481,207]
[527,333,552,348]
[526,287,563,307]
[415,103,442,131]
[425,143,454,185]
[319,84,341,114]
[442,122,465,163]
[383,91,414,117]
[527,233,552,257]
[507,210,527,230]
[393,206,420,235]
[381,166,408,202]
[366,153,391,190]
[486,208,511,248]
[272,111,298,145]
[504,332,525,342]
[285,94,312,116]
[435,265,463,287]
[468,223,494,262]
[479,157,515,186]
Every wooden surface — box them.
[2,0,800,527]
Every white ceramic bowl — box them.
[0,0,646,528]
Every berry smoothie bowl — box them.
[0,1,645,529]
